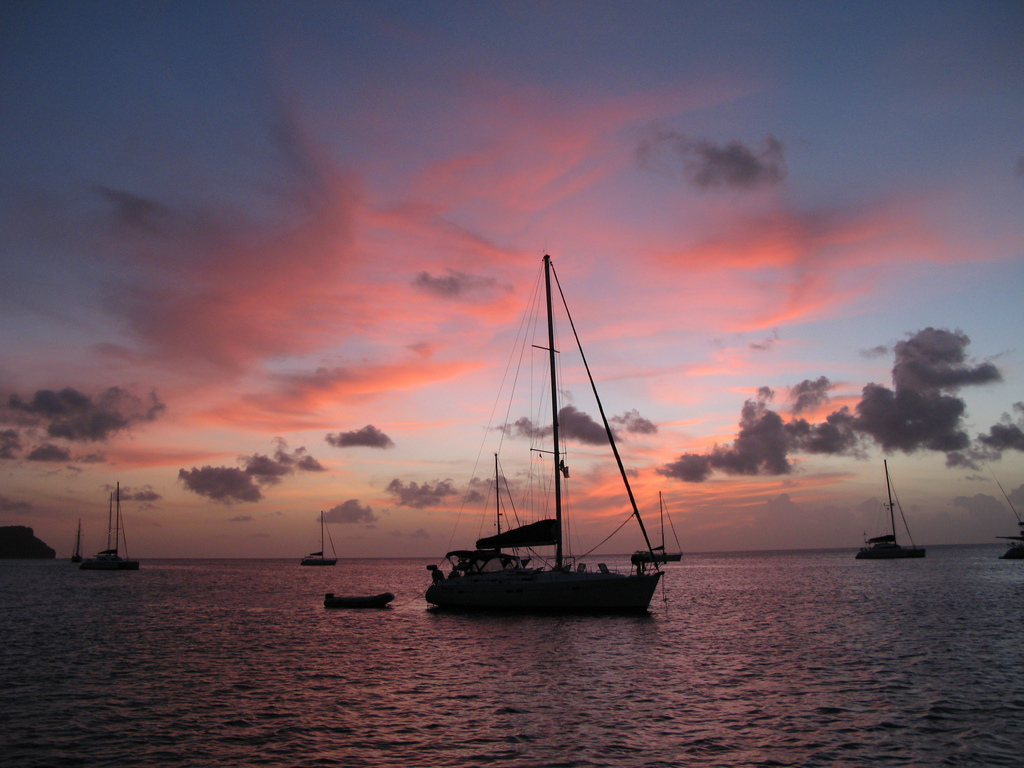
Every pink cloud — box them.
[196,356,485,431]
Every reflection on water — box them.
[2,546,1022,767]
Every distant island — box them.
[0,526,57,559]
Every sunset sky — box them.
[2,1,1023,559]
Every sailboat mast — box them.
[659,492,665,550]
[106,490,114,552]
[544,254,564,570]
[494,453,501,538]
[115,482,121,556]
[884,460,896,543]
[321,511,325,552]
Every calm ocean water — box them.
[2,546,1021,767]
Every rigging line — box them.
[579,513,634,560]
[987,464,1021,523]
[325,516,337,557]
[440,267,544,559]
[664,499,684,552]
[116,488,130,559]
[890,482,917,548]
[497,267,545,459]
[497,455,523,529]
[548,260,660,567]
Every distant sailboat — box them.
[855,461,925,559]
[991,471,1024,560]
[633,492,682,564]
[301,511,337,566]
[998,523,1024,559]
[80,483,140,570]
[70,518,83,563]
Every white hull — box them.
[426,568,661,612]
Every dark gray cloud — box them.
[659,327,1008,482]
[657,452,715,483]
[228,515,254,522]
[499,416,549,441]
[856,328,1000,457]
[789,376,832,415]
[95,185,170,233]
[325,499,378,524]
[386,478,456,509]
[325,424,394,449]
[610,409,658,435]
[892,328,1001,392]
[750,331,780,352]
[0,429,21,459]
[0,494,33,514]
[242,439,325,485]
[412,269,508,301]
[559,405,608,445]
[118,485,162,503]
[27,443,71,462]
[636,129,786,190]
[180,440,322,502]
[860,345,890,358]
[5,386,165,442]
[855,382,969,453]
[243,453,294,485]
[501,406,656,445]
[659,391,793,482]
[178,466,263,503]
[787,408,863,456]
[978,402,1024,452]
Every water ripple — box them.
[2,547,1023,766]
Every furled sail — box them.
[475,519,559,550]
[866,534,896,544]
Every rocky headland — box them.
[0,526,57,558]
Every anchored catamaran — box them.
[855,461,925,559]
[80,483,139,570]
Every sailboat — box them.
[633,492,682,564]
[991,472,1024,559]
[425,254,663,612]
[301,511,337,566]
[80,483,140,570]
[70,518,83,563]
[999,523,1024,559]
[855,461,925,559]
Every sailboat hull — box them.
[855,545,925,559]
[1000,545,1024,560]
[301,558,337,566]
[324,592,394,608]
[80,557,139,570]
[426,569,661,612]
[633,551,682,564]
